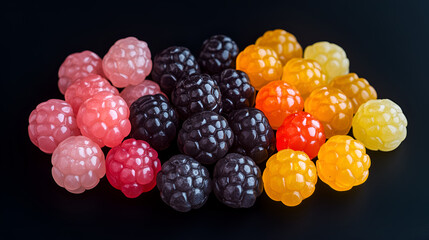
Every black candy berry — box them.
[177,111,234,165]
[227,108,275,164]
[152,46,200,95]
[156,154,211,212]
[129,94,179,151]
[198,35,239,75]
[213,153,263,208]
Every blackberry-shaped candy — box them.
[171,74,222,120]
[228,108,275,164]
[198,35,239,75]
[152,46,200,95]
[213,153,263,208]
[177,111,234,165]
[157,154,211,212]
[129,94,179,151]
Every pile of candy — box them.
[28,30,408,211]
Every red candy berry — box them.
[106,139,161,198]
[276,112,325,159]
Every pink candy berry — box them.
[58,50,104,94]
[28,99,80,153]
[102,37,152,88]
[65,74,119,113]
[106,139,161,198]
[77,92,131,148]
[120,80,166,106]
[51,136,106,193]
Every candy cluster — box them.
[28,30,407,211]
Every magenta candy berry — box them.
[28,99,80,154]
[77,92,131,148]
[51,136,106,193]
[106,139,161,198]
[120,80,166,107]
[58,50,104,94]
[65,74,119,113]
[102,37,152,88]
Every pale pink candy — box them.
[102,37,152,88]
[51,136,105,194]
[58,51,104,94]
[120,80,167,106]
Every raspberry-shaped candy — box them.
[51,136,105,193]
[198,35,239,75]
[58,50,104,94]
[106,139,161,198]
[352,99,407,151]
[316,135,371,191]
[304,87,353,138]
[255,29,302,65]
[213,69,255,115]
[77,92,131,148]
[120,80,166,107]
[129,94,179,151]
[330,73,377,113]
[263,149,317,207]
[65,74,119,113]
[236,45,283,90]
[28,99,80,154]
[102,37,152,88]
[157,154,211,212]
[227,108,275,164]
[281,58,328,99]
[152,46,200,95]
[304,41,349,82]
[177,111,234,165]
[276,112,325,159]
[255,80,304,130]
[171,74,222,120]
[213,153,263,208]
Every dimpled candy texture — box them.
[304,41,349,82]
[236,45,283,90]
[212,69,255,115]
[171,74,222,120]
[304,87,353,138]
[316,135,371,191]
[120,80,166,107]
[213,153,263,208]
[129,94,179,151]
[198,35,239,75]
[330,73,377,113]
[156,154,211,212]
[58,51,104,94]
[102,37,152,88]
[65,74,119,113]
[263,149,317,207]
[255,29,302,65]
[255,80,303,130]
[51,136,105,193]
[106,139,161,198]
[28,99,80,154]
[77,92,131,148]
[177,111,234,165]
[281,58,328,99]
[352,99,407,151]
[227,108,275,164]
[152,46,200,95]
[276,112,325,159]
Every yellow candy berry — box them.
[316,135,371,191]
[255,29,302,65]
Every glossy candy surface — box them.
[316,135,371,191]
[263,149,317,207]
[352,99,407,151]
[120,80,166,107]
[199,35,239,74]
[255,29,302,65]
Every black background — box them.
[3,0,429,239]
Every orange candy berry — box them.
[255,29,302,65]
